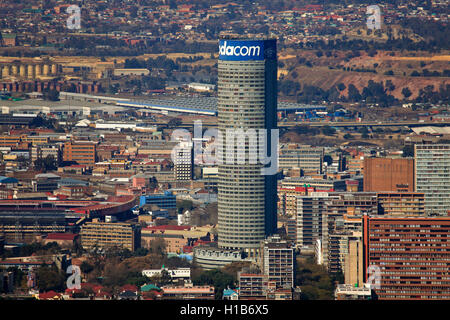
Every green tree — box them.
[402,145,414,157]
[295,256,337,300]
[343,133,353,139]
[359,127,370,139]
[177,199,193,213]
[126,272,150,287]
[43,89,60,101]
[29,115,55,129]
[192,269,236,300]
[321,126,336,136]
[323,155,333,166]
[347,84,361,102]
[149,238,166,256]
[149,269,172,287]
[168,118,182,128]
[36,264,66,292]
[34,155,57,172]
[148,177,158,190]
[80,261,94,275]
[337,83,346,92]
[402,87,412,99]
[133,247,149,257]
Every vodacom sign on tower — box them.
[218,39,265,60]
[219,40,262,57]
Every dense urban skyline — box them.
[0,0,449,308]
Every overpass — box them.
[279,121,450,128]
[155,120,450,129]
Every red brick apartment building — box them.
[363,216,450,299]
[63,141,96,166]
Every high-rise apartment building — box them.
[63,141,96,166]
[344,238,364,287]
[328,231,362,275]
[363,158,415,192]
[322,193,377,272]
[217,35,278,257]
[296,193,332,249]
[363,215,450,299]
[173,141,193,181]
[414,144,450,215]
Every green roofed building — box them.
[1,33,17,47]
[141,284,161,292]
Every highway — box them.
[154,120,450,128]
[278,121,450,128]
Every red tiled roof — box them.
[145,225,190,231]
[46,233,77,241]
[39,291,61,300]
[121,284,138,292]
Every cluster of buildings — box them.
[35,281,216,300]
[0,1,447,47]
[276,144,450,300]
[0,33,449,301]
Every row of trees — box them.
[62,38,217,56]
[279,79,449,105]
[292,124,337,137]
[295,255,343,300]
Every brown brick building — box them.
[363,216,450,300]
[363,158,414,192]
[63,141,96,165]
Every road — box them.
[154,120,450,128]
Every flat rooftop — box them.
[120,96,326,115]
[0,99,127,113]
[2,95,327,117]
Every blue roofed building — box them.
[139,191,176,210]
[223,288,239,300]
[0,176,18,188]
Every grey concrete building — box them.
[279,144,324,174]
[414,144,450,215]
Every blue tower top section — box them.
[218,39,276,61]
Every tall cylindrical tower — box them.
[217,35,278,257]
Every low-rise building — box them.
[335,284,373,300]
[142,267,191,282]
[161,282,215,300]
